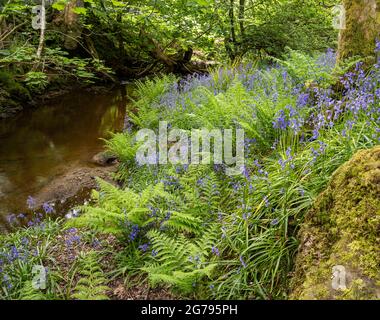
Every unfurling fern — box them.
[71,251,110,300]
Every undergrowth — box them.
[69,47,379,299]
[1,47,379,299]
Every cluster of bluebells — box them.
[268,49,380,147]
[63,228,82,261]
[211,246,220,256]
[155,73,217,110]
[1,197,57,292]
[115,46,380,291]
[278,147,295,171]
[7,197,55,230]
[138,243,150,252]
[160,175,181,188]
[128,224,139,242]
[316,48,336,72]
[65,228,81,247]
[153,46,379,155]
[0,236,38,291]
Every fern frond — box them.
[162,211,202,235]
[19,281,48,300]
[71,251,110,300]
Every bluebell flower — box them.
[239,255,247,268]
[128,224,139,241]
[26,196,36,209]
[273,110,288,130]
[271,218,279,226]
[138,243,150,252]
[263,195,270,207]
[42,202,54,214]
[92,239,101,248]
[6,214,16,224]
[211,246,220,256]
[297,93,309,107]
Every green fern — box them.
[71,251,110,300]
[105,132,140,165]
[18,281,48,300]
[68,179,173,234]
[142,225,220,294]
[198,171,222,214]
[162,211,202,235]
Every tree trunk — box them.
[238,0,245,39]
[63,0,84,50]
[337,0,380,63]
[227,0,238,60]
[36,0,46,59]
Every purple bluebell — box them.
[239,255,247,268]
[26,196,36,209]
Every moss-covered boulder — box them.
[290,146,380,300]
[0,71,30,118]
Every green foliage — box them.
[142,227,219,294]
[0,39,113,113]
[18,281,49,300]
[274,48,363,88]
[2,0,379,302]
[69,162,228,294]
[71,49,380,300]
[0,70,30,99]
[130,75,178,128]
[104,132,140,166]
[68,178,174,235]
[1,0,338,99]
[71,251,110,300]
[0,219,63,300]
[24,71,48,92]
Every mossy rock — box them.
[290,146,380,300]
[0,71,31,117]
[0,71,30,99]
[0,87,23,118]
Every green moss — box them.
[0,71,30,99]
[338,0,380,63]
[290,146,380,300]
[0,71,31,117]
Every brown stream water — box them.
[0,87,129,231]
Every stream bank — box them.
[0,85,131,232]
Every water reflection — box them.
[0,87,128,229]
